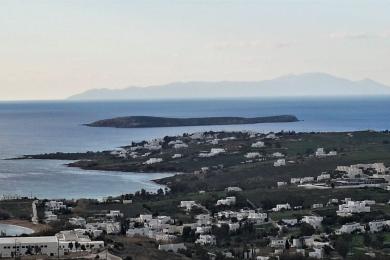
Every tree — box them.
[75,241,80,252]
[68,242,74,251]
[299,223,315,236]
[285,240,290,250]
[182,226,196,242]
[335,237,350,258]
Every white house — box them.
[180,201,196,211]
[245,152,262,159]
[300,177,315,184]
[336,223,365,234]
[126,227,151,238]
[281,219,298,226]
[308,248,323,259]
[56,230,104,253]
[270,238,287,248]
[69,217,86,227]
[195,226,212,234]
[272,203,291,212]
[44,211,58,223]
[196,214,212,226]
[272,152,284,158]
[277,181,287,187]
[0,236,62,258]
[45,201,67,211]
[226,186,242,192]
[301,216,323,229]
[311,203,323,209]
[158,243,186,253]
[247,212,268,224]
[266,133,277,139]
[144,158,163,165]
[216,196,236,206]
[368,220,388,233]
[199,148,226,158]
[337,200,371,217]
[317,173,331,181]
[106,210,123,218]
[139,214,153,222]
[196,235,216,246]
[315,148,326,157]
[274,159,286,167]
[251,141,265,148]
[290,178,301,184]
[172,153,182,159]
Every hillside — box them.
[68,73,390,100]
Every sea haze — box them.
[1,97,390,199]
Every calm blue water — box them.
[0,224,33,236]
[1,97,390,199]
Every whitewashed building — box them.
[272,203,291,212]
[301,216,323,229]
[336,223,365,234]
[0,236,61,258]
[216,196,236,206]
[274,159,286,167]
[196,235,216,246]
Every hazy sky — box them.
[1,0,389,100]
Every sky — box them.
[0,0,389,100]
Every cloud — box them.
[207,40,264,50]
[329,31,390,40]
[328,32,372,40]
[207,40,295,50]
[274,41,295,49]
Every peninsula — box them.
[85,115,298,128]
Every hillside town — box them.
[1,130,390,259]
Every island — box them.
[85,115,299,128]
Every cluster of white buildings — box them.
[199,148,226,158]
[40,200,71,223]
[336,163,387,178]
[268,234,329,259]
[126,214,179,242]
[336,198,373,217]
[67,210,123,237]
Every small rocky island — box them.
[85,115,298,128]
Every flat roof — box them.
[0,236,58,244]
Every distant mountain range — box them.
[67,73,390,100]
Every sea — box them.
[0,224,33,236]
[1,97,390,199]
